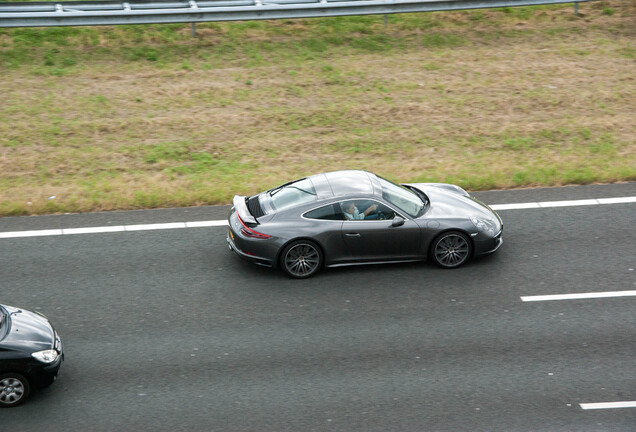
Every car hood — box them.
[406,183,502,224]
[0,305,55,353]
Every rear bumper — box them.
[227,235,273,267]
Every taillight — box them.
[237,214,271,239]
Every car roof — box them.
[311,170,378,198]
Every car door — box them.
[340,199,421,262]
[302,203,348,265]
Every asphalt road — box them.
[1,183,635,431]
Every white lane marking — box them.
[185,221,227,228]
[597,197,636,205]
[580,401,636,410]
[521,290,636,302]
[490,202,539,210]
[63,226,125,235]
[124,222,187,231]
[0,229,63,238]
[0,195,634,239]
[490,196,636,210]
[0,221,229,239]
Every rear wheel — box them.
[281,240,323,279]
[0,373,30,408]
[430,231,472,268]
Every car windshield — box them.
[268,178,317,212]
[377,177,425,218]
[0,306,7,339]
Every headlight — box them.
[470,216,496,234]
[32,349,59,364]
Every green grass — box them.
[0,1,634,216]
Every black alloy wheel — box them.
[431,231,472,268]
[281,240,323,279]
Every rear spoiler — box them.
[232,195,257,224]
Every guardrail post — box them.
[574,2,579,15]
[189,1,198,37]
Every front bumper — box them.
[29,335,63,388]
[473,230,503,256]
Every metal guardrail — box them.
[0,0,593,28]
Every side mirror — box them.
[391,216,405,227]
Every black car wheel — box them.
[281,240,323,279]
[0,373,30,408]
[431,231,472,268]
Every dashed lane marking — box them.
[521,291,636,302]
[580,401,636,410]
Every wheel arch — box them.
[0,371,32,407]
[428,228,475,259]
[0,370,31,382]
[276,237,327,270]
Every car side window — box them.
[340,200,396,221]
[304,203,345,221]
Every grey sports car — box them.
[227,170,502,278]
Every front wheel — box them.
[0,373,30,408]
[430,231,472,268]
[281,240,323,279]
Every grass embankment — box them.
[0,1,634,215]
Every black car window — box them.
[340,200,396,221]
[304,203,344,221]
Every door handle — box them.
[345,233,361,237]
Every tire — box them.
[280,240,323,279]
[430,231,472,269]
[0,373,30,408]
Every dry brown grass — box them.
[0,0,634,215]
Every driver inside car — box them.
[343,201,379,220]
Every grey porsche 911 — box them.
[227,170,502,278]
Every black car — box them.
[227,170,503,278]
[0,304,64,407]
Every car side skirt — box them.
[327,258,423,268]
